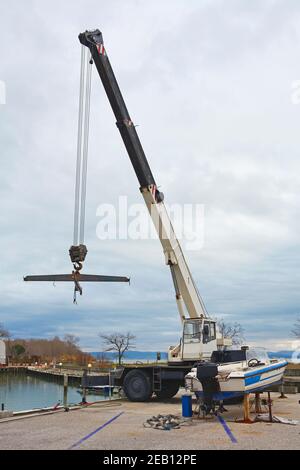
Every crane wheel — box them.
[155,382,180,400]
[123,370,152,402]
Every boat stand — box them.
[236,391,273,424]
[193,397,227,420]
[278,383,288,399]
[237,393,254,424]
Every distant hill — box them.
[268,350,295,359]
[91,350,168,362]
[92,350,296,362]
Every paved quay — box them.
[0,392,299,450]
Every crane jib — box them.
[78,30,156,189]
[78,29,208,321]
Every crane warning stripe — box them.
[96,44,106,56]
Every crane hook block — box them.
[69,244,88,265]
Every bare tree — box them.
[0,322,10,339]
[217,319,245,346]
[292,318,300,339]
[99,332,136,365]
[64,334,80,348]
[7,336,85,362]
[11,344,25,359]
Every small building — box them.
[0,339,6,365]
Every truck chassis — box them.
[111,364,194,401]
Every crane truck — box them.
[78,30,231,401]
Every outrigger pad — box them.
[24,274,130,283]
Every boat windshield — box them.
[246,348,270,365]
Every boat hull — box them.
[191,360,287,401]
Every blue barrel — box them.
[182,393,193,418]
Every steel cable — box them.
[73,46,92,247]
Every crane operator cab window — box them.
[203,321,216,344]
[183,320,202,343]
[183,320,217,344]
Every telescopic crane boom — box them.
[79,30,229,362]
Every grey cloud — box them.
[0,1,299,351]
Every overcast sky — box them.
[1,0,300,352]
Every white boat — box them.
[185,348,287,410]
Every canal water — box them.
[0,370,107,412]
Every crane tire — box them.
[123,369,152,402]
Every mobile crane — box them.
[78,30,231,401]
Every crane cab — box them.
[168,318,219,365]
